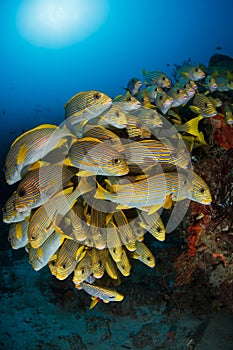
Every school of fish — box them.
[3,54,233,308]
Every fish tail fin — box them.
[178,115,203,137]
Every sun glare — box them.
[17,0,109,48]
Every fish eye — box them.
[115,111,120,117]
[126,96,132,102]
[200,188,205,194]
[141,97,144,103]
[113,158,122,165]
[98,259,103,268]
[62,264,66,269]
[147,256,152,261]
[176,89,180,94]
[31,235,36,240]
[195,68,199,72]
[184,84,187,89]
[81,268,85,274]
[51,261,56,266]
[131,78,136,82]
[159,95,163,100]
[162,76,166,81]
[157,227,161,232]
[204,102,208,108]
[18,189,26,197]
[93,93,101,99]
[113,248,116,253]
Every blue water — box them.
[1,0,233,161]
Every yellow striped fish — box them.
[67,137,129,177]
[106,220,124,262]
[28,231,64,271]
[28,177,94,248]
[113,210,137,247]
[95,172,192,213]
[167,87,189,107]
[80,281,124,303]
[14,164,76,213]
[142,69,171,88]
[116,249,131,276]
[8,220,29,249]
[4,124,69,185]
[131,241,155,268]
[73,252,93,284]
[155,92,173,114]
[137,210,166,241]
[97,104,127,129]
[90,248,107,279]
[52,240,86,280]
[113,95,141,112]
[189,93,217,117]
[128,107,163,129]
[105,253,118,280]
[2,194,31,223]
[187,172,212,204]
[175,65,205,81]
[64,90,112,122]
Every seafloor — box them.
[1,99,233,349]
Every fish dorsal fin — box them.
[76,136,102,144]
[11,124,57,148]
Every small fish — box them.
[167,87,189,107]
[80,281,124,303]
[95,172,192,213]
[189,93,217,117]
[2,194,31,223]
[73,252,93,284]
[128,107,163,129]
[2,109,6,115]
[224,104,233,125]
[113,94,141,112]
[64,90,112,123]
[28,231,64,271]
[105,253,118,280]
[155,93,173,114]
[207,96,222,108]
[90,248,107,279]
[107,220,124,262]
[177,77,198,90]
[116,249,131,276]
[136,85,164,104]
[125,115,152,139]
[131,241,155,268]
[142,69,171,88]
[52,240,85,280]
[216,46,222,51]
[8,220,29,249]
[97,105,127,129]
[176,65,205,81]
[14,164,76,213]
[66,137,129,177]
[175,80,196,100]
[5,124,70,185]
[124,78,142,96]
[138,210,166,241]
[215,76,233,91]
[28,178,94,248]
[113,210,137,247]
[187,172,212,204]
[199,75,218,92]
